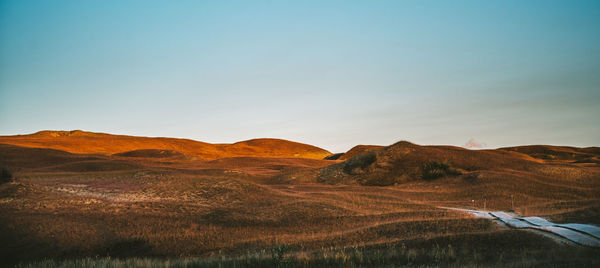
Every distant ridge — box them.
[0,130,332,160]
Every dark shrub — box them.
[421,161,463,181]
[1,168,12,184]
[343,151,377,174]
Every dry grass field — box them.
[0,132,599,267]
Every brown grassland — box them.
[0,131,599,267]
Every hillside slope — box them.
[313,141,600,216]
[317,141,600,186]
[0,130,331,160]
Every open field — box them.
[1,131,599,267]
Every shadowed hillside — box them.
[0,130,331,160]
[113,149,187,159]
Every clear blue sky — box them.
[1,0,599,152]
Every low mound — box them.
[113,149,186,158]
[222,138,331,159]
[0,143,101,169]
[0,130,331,160]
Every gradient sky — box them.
[1,0,599,152]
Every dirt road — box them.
[444,207,600,247]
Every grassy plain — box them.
[0,132,599,267]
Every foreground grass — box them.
[15,250,600,268]
[15,236,600,268]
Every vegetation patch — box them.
[421,161,463,181]
[342,151,377,175]
[1,168,12,184]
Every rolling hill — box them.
[316,141,600,186]
[0,130,331,160]
[311,141,600,220]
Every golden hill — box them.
[0,130,331,160]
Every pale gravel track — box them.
[444,207,600,247]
